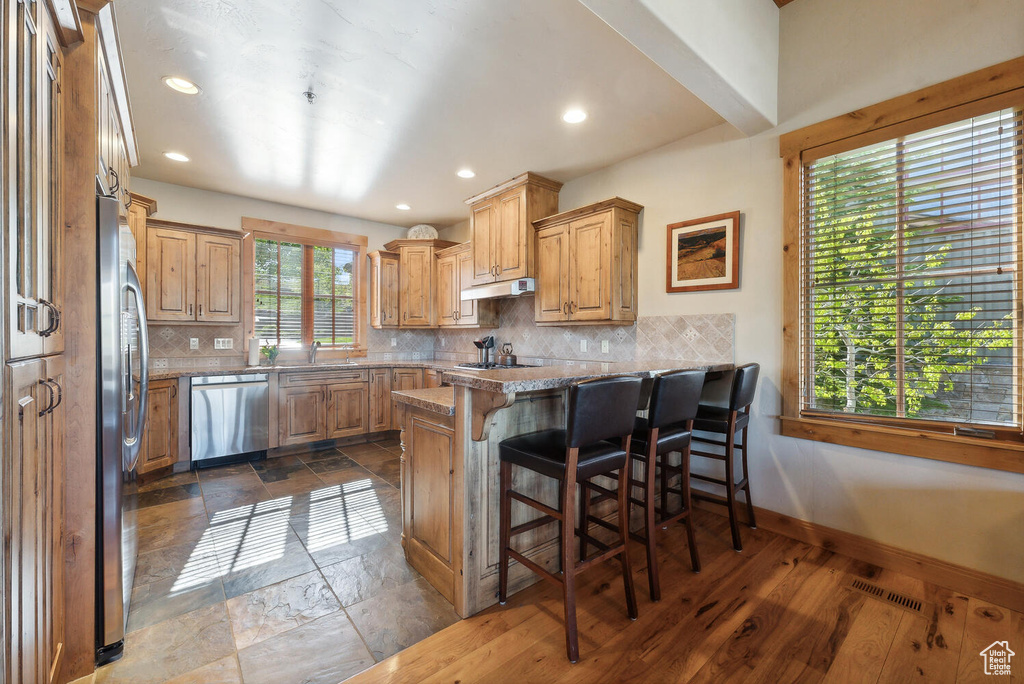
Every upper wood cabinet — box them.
[127,194,158,296]
[6,1,66,360]
[369,240,456,329]
[465,173,561,287]
[138,379,179,475]
[436,243,498,328]
[369,251,400,327]
[145,221,242,324]
[533,198,642,326]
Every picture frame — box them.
[666,210,740,293]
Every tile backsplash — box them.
[148,297,733,369]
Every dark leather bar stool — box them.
[580,369,705,601]
[690,363,760,551]
[498,375,643,663]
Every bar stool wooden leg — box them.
[725,414,742,551]
[561,455,580,663]
[498,460,512,604]
[579,479,591,563]
[740,425,756,529]
[681,443,701,572]
[643,441,660,601]
[617,455,638,620]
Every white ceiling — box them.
[116,0,724,227]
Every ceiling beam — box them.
[579,0,779,135]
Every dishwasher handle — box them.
[192,381,269,391]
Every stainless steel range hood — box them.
[460,278,535,301]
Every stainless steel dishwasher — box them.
[191,374,270,468]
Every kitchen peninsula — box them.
[392,359,731,617]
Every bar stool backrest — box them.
[648,369,705,429]
[699,363,760,412]
[566,376,643,449]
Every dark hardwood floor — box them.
[346,512,1023,683]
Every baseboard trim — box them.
[693,500,1024,612]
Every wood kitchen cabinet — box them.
[327,382,369,439]
[436,243,498,328]
[279,385,328,446]
[5,357,65,684]
[138,379,179,474]
[368,368,392,432]
[368,251,400,327]
[533,198,642,326]
[424,369,444,388]
[146,220,242,324]
[465,173,562,287]
[127,194,158,296]
[391,367,424,429]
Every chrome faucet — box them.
[344,344,353,364]
[309,340,321,364]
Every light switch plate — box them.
[189,338,199,350]
[214,338,233,350]
[579,339,587,353]
[601,340,609,354]
[391,337,397,347]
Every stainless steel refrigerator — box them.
[95,195,149,664]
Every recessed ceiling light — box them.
[457,169,476,179]
[562,108,587,124]
[396,203,411,211]
[162,76,200,95]
[164,151,190,162]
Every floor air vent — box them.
[849,578,930,615]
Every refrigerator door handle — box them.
[123,262,149,471]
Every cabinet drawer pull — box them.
[188,304,193,316]
[199,304,203,317]
[563,302,569,315]
[109,169,120,195]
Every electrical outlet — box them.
[441,337,446,347]
[601,340,609,354]
[391,337,397,347]
[152,358,169,369]
[214,338,233,350]
[189,338,199,350]
[579,339,587,353]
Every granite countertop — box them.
[391,387,456,416]
[149,360,460,381]
[440,359,732,394]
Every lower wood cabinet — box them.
[368,369,391,432]
[279,385,327,446]
[5,356,65,684]
[326,382,368,439]
[138,379,179,474]
[391,367,423,430]
[398,403,457,604]
[424,369,444,388]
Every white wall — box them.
[557,0,1024,582]
[131,178,408,252]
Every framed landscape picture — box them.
[666,211,740,293]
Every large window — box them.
[803,109,1020,427]
[781,58,1024,472]
[244,219,367,352]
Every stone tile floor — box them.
[81,439,460,684]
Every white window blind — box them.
[312,245,356,346]
[254,239,304,346]
[801,108,1022,427]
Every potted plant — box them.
[260,344,280,366]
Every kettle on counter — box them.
[496,343,517,366]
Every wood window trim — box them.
[241,217,368,357]
[780,56,1024,474]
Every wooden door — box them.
[326,382,369,439]
[6,358,65,684]
[494,186,528,282]
[127,202,147,296]
[139,380,178,474]
[534,225,570,323]
[196,234,241,323]
[436,253,458,327]
[368,369,392,432]
[391,368,423,430]
[39,17,64,357]
[569,213,611,321]
[405,413,455,588]
[279,385,327,446]
[424,369,443,388]
[400,244,433,327]
[455,247,487,326]
[381,253,400,326]
[469,200,496,286]
[146,228,196,322]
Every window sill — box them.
[779,416,1024,475]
